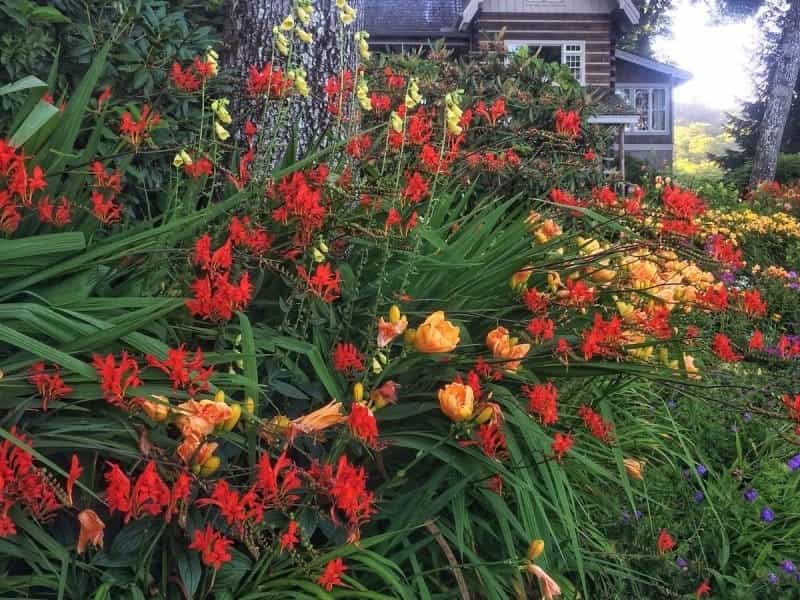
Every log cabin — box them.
[363,0,691,174]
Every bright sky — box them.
[652,0,760,109]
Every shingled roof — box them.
[364,0,465,36]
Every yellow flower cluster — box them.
[700,208,800,242]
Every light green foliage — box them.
[674,122,735,181]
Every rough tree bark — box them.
[222,0,364,160]
[750,1,800,186]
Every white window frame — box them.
[505,40,585,85]
[615,84,670,135]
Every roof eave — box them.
[459,0,482,31]
[617,0,640,26]
[615,49,692,83]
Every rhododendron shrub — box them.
[0,13,798,600]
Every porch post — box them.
[618,126,626,181]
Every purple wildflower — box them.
[761,507,775,523]
[743,488,758,502]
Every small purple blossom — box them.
[693,490,705,503]
[768,572,779,585]
[676,556,688,572]
[788,454,800,471]
[743,411,753,422]
[761,507,775,523]
[744,488,758,502]
[696,464,708,477]
[781,559,796,574]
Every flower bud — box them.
[389,304,402,324]
[199,455,221,477]
[527,539,545,560]
[404,327,417,345]
[243,396,255,415]
[352,382,364,403]
[474,405,494,425]
[214,390,226,403]
[222,403,242,431]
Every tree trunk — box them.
[221,0,363,160]
[749,1,800,186]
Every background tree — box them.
[618,0,674,57]
[222,0,364,158]
[712,0,800,184]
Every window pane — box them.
[634,89,650,131]
[534,45,562,63]
[564,54,581,81]
[651,89,666,130]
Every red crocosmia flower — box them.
[624,195,642,216]
[244,119,257,141]
[475,99,507,126]
[165,471,192,523]
[189,525,233,570]
[314,455,376,542]
[474,356,503,382]
[324,70,354,116]
[554,109,581,138]
[748,329,764,352]
[527,316,555,343]
[592,186,618,208]
[555,337,571,358]
[711,333,742,362]
[196,480,252,530]
[0,429,61,532]
[401,171,429,204]
[741,288,767,317]
[578,404,613,443]
[36,196,72,226]
[561,278,596,307]
[662,185,706,220]
[90,190,122,225]
[707,234,743,270]
[93,352,141,408]
[318,558,347,591]
[97,85,112,108]
[184,157,213,178]
[657,529,676,554]
[419,143,445,173]
[580,314,623,361]
[104,462,132,515]
[699,283,729,312]
[551,432,574,461]
[346,134,372,159]
[130,461,170,520]
[475,422,508,459]
[686,325,701,339]
[186,271,252,321]
[119,104,160,147]
[247,63,292,97]
[385,208,402,230]
[407,109,433,145]
[370,92,391,113]
[549,188,585,216]
[28,361,72,411]
[404,211,418,234]
[254,452,302,509]
[524,382,558,426]
[228,216,274,256]
[280,520,300,551]
[522,288,549,314]
[639,305,672,340]
[332,342,364,373]
[783,393,800,422]
[348,403,379,448]
[170,62,201,92]
[90,161,122,195]
[192,56,216,80]
[270,170,326,247]
[146,346,213,396]
[193,236,232,273]
[584,149,596,160]
[0,192,22,233]
[66,454,82,506]
[384,66,406,89]
[777,335,800,359]
[297,263,341,302]
[695,579,711,599]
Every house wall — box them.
[481,0,616,13]
[474,12,613,87]
[616,59,674,153]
